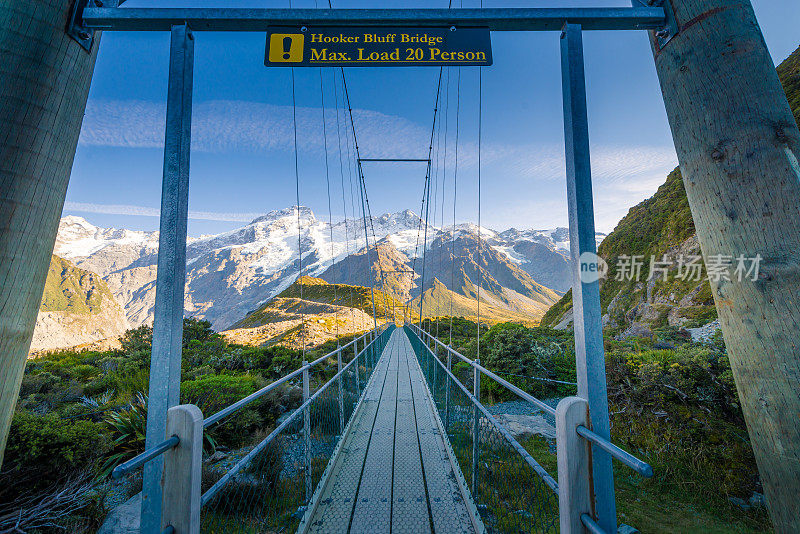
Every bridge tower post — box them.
[0,0,100,465]
[560,23,616,531]
[648,1,800,529]
[141,23,194,534]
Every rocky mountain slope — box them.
[224,276,400,348]
[542,44,800,333]
[54,209,587,330]
[31,255,129,352]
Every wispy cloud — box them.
[79,99,431,156]
[77,99,677,232]
[64,201,263,222]
[79,99,676,182]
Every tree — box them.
[650,1,800,529]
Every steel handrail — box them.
[411,324,654,479]
[576,425,653,478]
[111,327,384,480]
[200,326,390,506]
[411,324,557,416]
[408,327,559,493]
[580,513,606,534]
[112,435,180,479]
[204,328,375,428]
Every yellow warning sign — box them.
[265,27,492,67]
[268,33,305,63]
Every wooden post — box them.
[161,404,203,534]
[649,1,800,529]
[556,397,592,534]
[0,0,100,466]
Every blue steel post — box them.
[444,351,451,431]
[141,24,194,534]
[471,359,480,495]
[560,23,616,532]
[303,361,312,502]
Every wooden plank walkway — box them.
[298,328,483,534]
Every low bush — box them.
[4,412,108,493]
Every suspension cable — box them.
[476,62,483,361]
[319,67,339,343]
[436,65,452,342]
[339,72,394,330]
[289,65,307,358]
[414,67,445,332]
[332,69,360,340]
[449,66,462,347]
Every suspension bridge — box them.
[3,0,800,533]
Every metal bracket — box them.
[634,0,678,47]
[654,0,678,48]
[67,0,95,52]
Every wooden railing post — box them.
[556,397,592,534]
[161,404,203,534]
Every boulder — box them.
[614,323,653,341]
[492,413,555,440]
[98,492,140,534]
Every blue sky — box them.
[66,0,800,236]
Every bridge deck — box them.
[299,329,483,534]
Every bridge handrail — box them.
[410,324,556,415]
[406,325,558,493]
[201,324,394,506]
[202,329,374,428]
[111,434,180,480]
[409,324,653,479]
[576,425,653,478]
[111,326,384,481]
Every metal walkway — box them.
[298,329,484,534]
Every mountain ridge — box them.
[541,44,800,331]
[54,209,584,329]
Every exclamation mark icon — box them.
[268,33,304,63]
[282,37,293,60]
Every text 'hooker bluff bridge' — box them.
[74,3,671,534]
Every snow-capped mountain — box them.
[54,208,603,330]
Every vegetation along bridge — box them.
[112,324,651,534]
[2,1,800,533]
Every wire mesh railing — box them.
[110,324,395,534]
[406,324,653,534]
[199,324,394,533]
[405,325,559,533]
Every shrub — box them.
[103,392,148,475]
[181,374,261,414]
[19,371,60,396]
[5,412,107,492]
[120,324,153,353]
[183,317,221,347]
